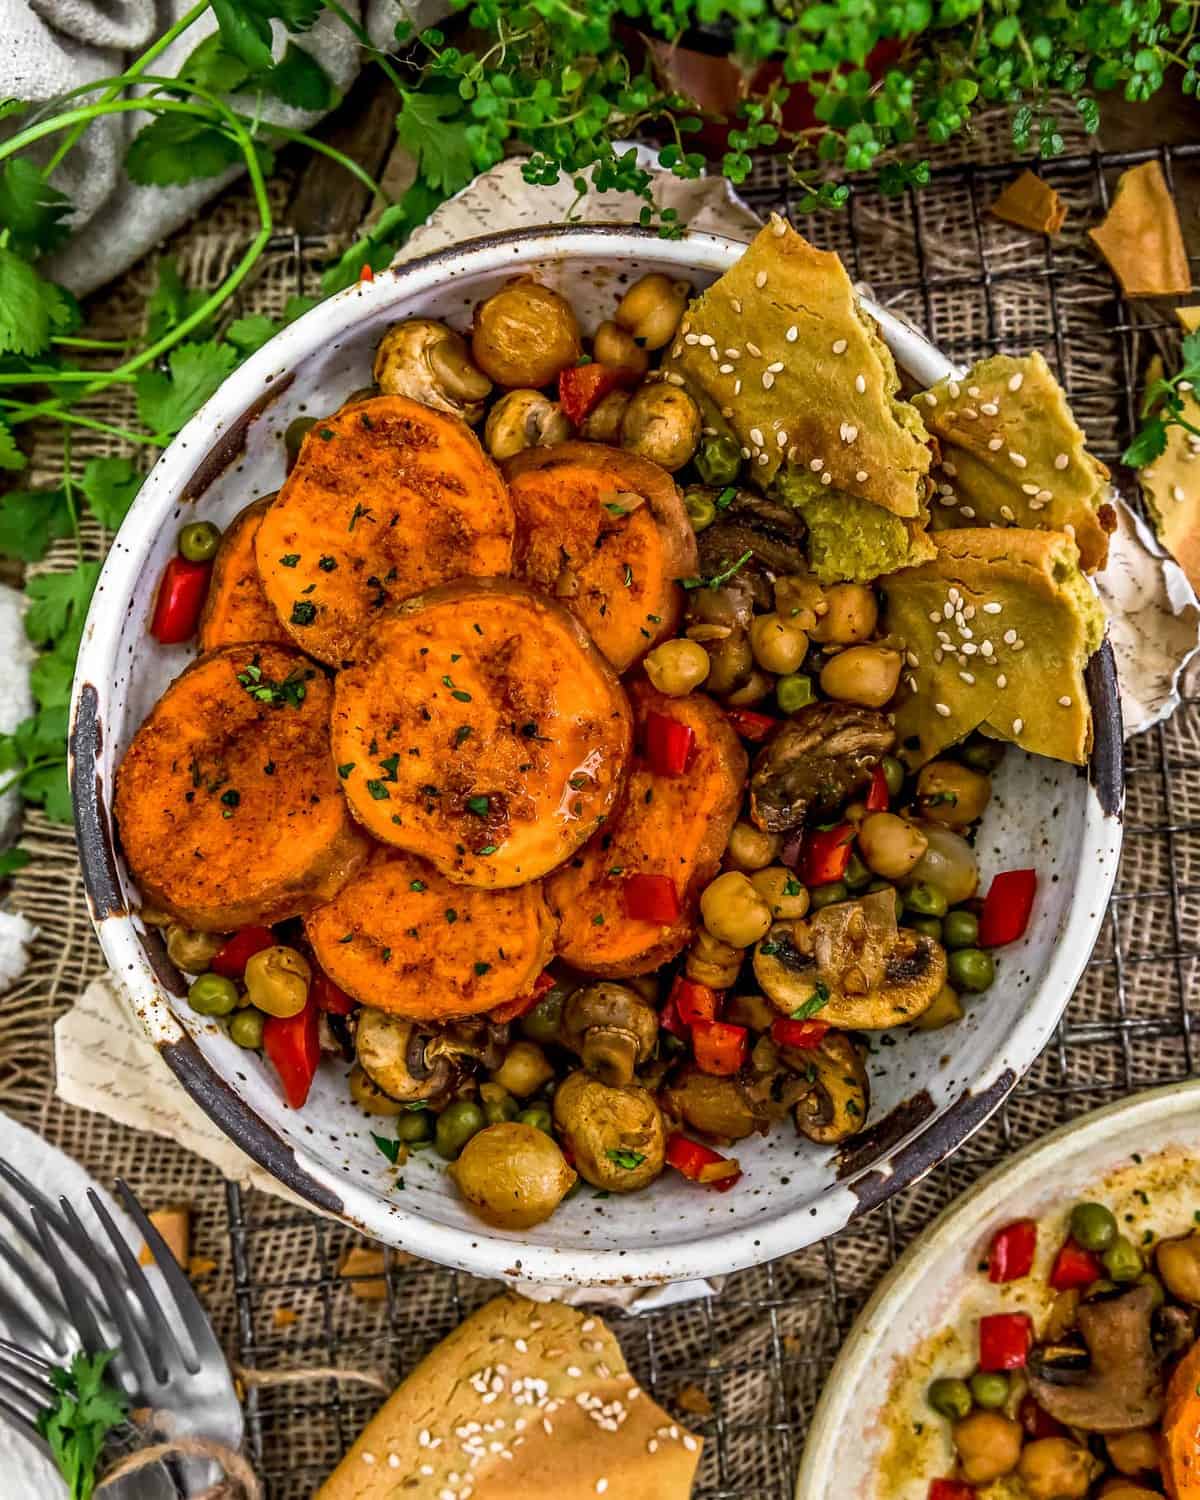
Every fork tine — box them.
[56,1197,158,1395]
[0,1341,53,1416]
[29,1205,108,1360]
[0,1158,73,1241]
[0,1365,47,1427]
[84,1189,187,1382]
[0,1192,70,1319]
[0,1256,68,1361]
[113,1183,216,1372]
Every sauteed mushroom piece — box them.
[662,1066,769,1142]
[355,1011,451,1102]
[484,389,572,460]
[560,982,658,1087]
[373,319,492,423]
[787,1031,870,1144]
[552,1070,665,1192]
[749,702,896,834]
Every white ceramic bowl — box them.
[70,227,1124,1286]
[798,1080,1200,1498]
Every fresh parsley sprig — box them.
[36,1349,128,1500]
[1124,327,1200,468]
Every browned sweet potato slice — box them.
[115,645,369,931]
[198,496,291,652]
[256,395,515,666]
[546,681,747,975]
[306,849,556,1019]
[504,442,698,671]
[331,579,632,888]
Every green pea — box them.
[187,972,239,1017]
[284,416,317,468]
[947,948,995,993]
[521,986,568,1045]
[482,1089,519,1126]
[843,852,872,890]
[517,1105,553,1135]
[695,435,742,486]
[927,1377,972,1421]
[905,881,948,918]
[968,1371,1009,1410]
[881,755,906,800]
[776,673,814,714]
[809,880,848,910]
[942,910,979,950]
[434,1099,486,1160]
[684,490,717,533]
[907,916,943,941]
[229,1007,265,1048]
[960,736,1005,773]
[1069,1200,1117,1252]
[397,1108,433,1143]
[1137,1271,1166,1310]
[1102,1235,1143,1283]
[178,521,221,564]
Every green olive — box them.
[187,973,239,1017]
[948,948,995,993]
[928,1377,972,1420]
[481,1085,519,1125]
[397,1108,434,1143]
[435,1099,487,1160]
[969,1372,1010,1410]
[809,880,849,911]
[284,416,317,468]
[881,755,906,800]
[178,520,221,563]
[960,735,1006,773]
[1102,1235,1143,1283]
[942,910,980,950]
[695,434,741,485]
[843,852,872,890]
[517,1105,553,1134]
[684,489,717,533]
[521,986,568,1045]
[229,1008,265,1047]
[905,881,949,918]
[776,673,814,714]
[907,916,943,941]
[1069,1201,1117,1252]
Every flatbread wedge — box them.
[1138,352,1200,596]
[917,352,1114,572]
[881,528,1106,768]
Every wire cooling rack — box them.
[221,143,1200,1498]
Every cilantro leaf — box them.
[0,846,30,878]
[145,257,211,343]
[125,113,248,187]
[79,457,140,530]
[371,1131,401,1163]
[0,158,72,258]
[178,32,252,93]
[136,341,238,438]
[37,1348,127,1500]
[211,0,324,72]
[25,565,101,648]
[1123,419,1169,469]
[0,250,78,357]
[23,759,74,822]
[606,1148,647,1170]
[261,44,335,111]
[0,419,25,472]
[395,89,475,195]
[0,487,73,562]
[225,314,280,356]
[320,181,445,294]
[31,634,80,713]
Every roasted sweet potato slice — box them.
[546,681,747,976]
[115,644,369,931]
[199,496,291,652]
[306,849,556,1019]
[330,579,632,888]
[256,395,514,666]
[504,442,698,671]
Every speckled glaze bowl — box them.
[70,227,1124,1286]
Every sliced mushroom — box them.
[697,492,808,580]
[355,1011,450,1102]
[788,1031,870,1144]
[749,702,897,834]
[661,1065,770,1142]
[373,319,492,423]
[560,982,658,1087]
[752,889,946,1029]
[484,389,572,461]
[1027,1283,1164,1434]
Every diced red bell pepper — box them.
[979,868,1038,948]
[723,707,777,743]
[987,1218,1038,1284]
[263,995,320,1109]
[771,1017,831,1050]
[978,1311,1033,1371]
[1018,1395,1066,1440]
[929,1482,975,1500]
[558,362,634,426]
[358,262,374,283]
[210,925,275,979]
[800,824,855,887]
[691,1019,748,1076]
[669,975,720,1026]
[490,970,556,1024]
[659,996,689,1039]
[865,764,890,812]
[150,556,210,645]
[644,711,695,777]
[665,1132,741,1189]
[623,873,681,925]
[311,970,357,1015]
[1049,1239,1101,1292]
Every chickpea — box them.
[615,273,691,350]
[857,812,928,880]
[620,383,701,471]
[724,669,773,708]
[1156,1231,1200,1303]
[951,1410,1023,1485]
[164,924,223,973]
[644,639,710,697]
[916,760,992,827]
[726,821,781,872]
[911,982,963,1031]
[485,389,572,461]
[686,926,744,988]
[819,645,902,708]
[472,278,582,388]
[749,866,810,920]
[373,319,492,423]
[491,1040,555,1099]
[700,871,773,949]
[243,945,310,1018]
[808,582,878,644]
[1105,1430,1160,1477]
[1017,1437,1099,1500]
[581,389,630,444]
[750,613,808,675]
[592,320,649,378]
[773,574,824,633]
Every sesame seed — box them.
[1054,452,1070,470]
[671,344,682,359]
[961,407,979,420]
[987,436,1004,451]
[746,341,762,357]
[999,504,1015,521]
[1008,450,1027,468]
[855,374,867,394]
[821,471,832,485]
[1036,488,1053,502]
[772,216,787,236]
[750,427,764,447]
[809,457,824,472]
[948,380,961,399]
[648,1440,658,1454]
[482,1392,497,1404]
[1182,380,1195,393]
[960,671,975,684]
[724,348,739,359]
[731,298,742,314]
[1059,695,1072,707]
[754,271,767,289]
[856,469,869,483]
[665,372,685,386]
[758,453,770,466]
[942,461,957,478]
[961,642,978,656]
[935,703,951,717]
[684,1435,698,1451]
[362,1453,376,1465]
[923,391,938,407]
[832,338,848,354]
[544,1419,554,1435]
[697,334,714,347]
[1013,717,1024,733]
[943,602,955,619]
[907,651,919,667]
[1020,482,1040,496]
[733,379,742,396]
[684,333,699,345]
[514,1339,528,1353]
[980,402,999,416]
[1174,484,1186,502]
[960,506,976,518]
[420,1466,434,1477]
[768,360,784,373]
[997,674,1007,688]
[777,430,789,447]
[840,422,859,443]
[1003,628,1018,644]
[740,447,751,460]
[720,406,733,419]
[762,372,775,389]
[708,347,719,363]
[786,325,798,342]
[597,1482,609,1495]
[388,1454,401,1469]
[568,1366,582,1378]
[1008,371,1024,392]
[980,640,994,657]
[983,601,1002,614]
[420,1431,431,1447]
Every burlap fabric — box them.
[1,107,1196,1498]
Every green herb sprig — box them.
[37,1349,128,1500]
[1124,328,1200,468]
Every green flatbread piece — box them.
[775,467,936,583]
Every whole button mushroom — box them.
[552,1070,665,1192]
[373,319,492,424]
[560,982,659,1088]
[471,278,582,389]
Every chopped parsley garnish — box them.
[290,600,317,626]
[466,794,490,817]
[366,780,391,800]
[381,947,392,963]
[791,982,831,1020]
[318,555,337,571]
[607,865,624,876]
[442,674,472,703]
[318,426,335,441]
[348,502,374,532]
[379,753,400,781]
[263,761,276,775]
[279,553,300,567]
[371,1132,401,1163]
[622,564,633,587]
[784,878,803,897]
[236,660,309,709]
[337,762,355,779]
[410,879,426,892]
[478,844,498,855]
[445,909,458,924]
[474,961,492,976]
[715,486,737,510]
[454,725,472,747]
[681,548,754,592]
[592,912,605,925]
[338,932,354,944]
[606,1148,646,1170]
